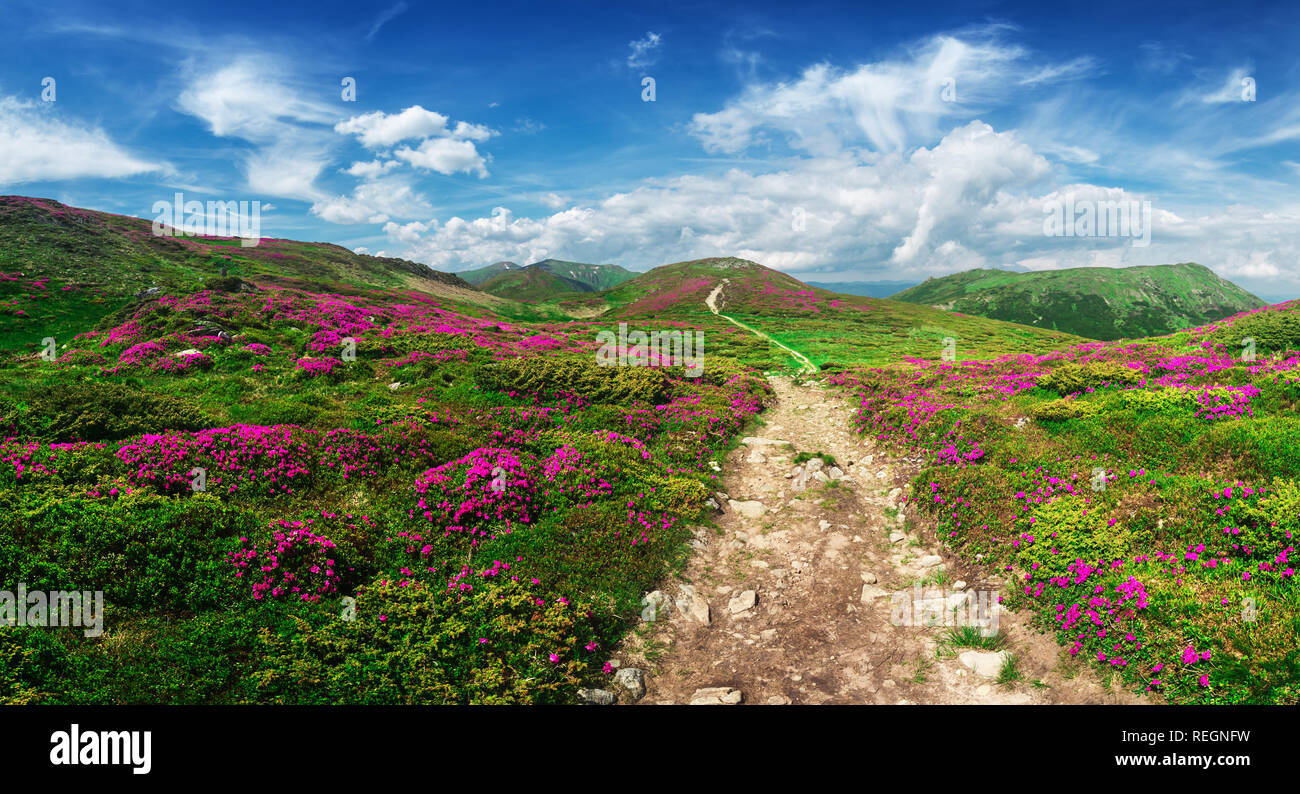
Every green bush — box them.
[1212,311,1300,355]
[1030,398,1099,422]
[478,357,669,404]
[1039,361,1145,395]
[1015,493,1132,579]
[247,579,591,704]
[1,382,215,442]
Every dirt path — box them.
[706,280,817,374]
[615,360,1142,705]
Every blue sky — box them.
[3,0,1300,299]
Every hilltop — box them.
[0,196,505,351]
[458,258,636,299]
[890,263,1265,340]
[590,257,1088,368]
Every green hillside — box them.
[4,197,1296,705]
[592,256,1088,369]
[478,266,593,301]
[890,263,1266,340]
[0,196,502,351]
[456,260,522,286]
[531,259,637,291]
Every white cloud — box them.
[0,97,162,185]
[176,55,337,201]
[336,105,450,148]
[311,178,433,224]
[628,32,662,70]
[365,2,409,43]
[344,159,400,178]
[394,137,489,176]
[1198,68,1254,104]
[334,105,495,148]
[689,34,1034,156]
[177,56,335,142]
[539,192,568,209]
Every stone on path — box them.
[578,688,617,705]
[690,686,743,705]
[958,650,1012,679]
[728,589,757,614]
[642,590,673,621]
[675,585,710,624]
[613,668,646,701]
[728,499,767,519]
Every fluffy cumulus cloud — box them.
[383,122,1059,272]
[379,113,1300,302]
[311,178,432,224]
[0,97,163,185]
[334,105,494,175]
[310,106,498,223]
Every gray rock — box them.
[917,555,944,568]
[959,650,1012,679]
[805,458,825,473]
[828,466,845,480]
[641,590,673,622]
[728,499,766,519]
[689,686,743,705]
[728,590,757,614]
[577,688,617,705]
[613,668,646,701]
[889,531,906,543]
[860,584,889,602]
[766,695,793,705]
[674,585,710,624]
[740,437,790,447]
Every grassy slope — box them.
[5,200,1293,704]
[827,305,1300,704]
[455,261,520,285]
[0,196,563,350]
[890,263,1266,341]
[531,259,637,291]
[478,266,593,302]
[595,256,1088,369]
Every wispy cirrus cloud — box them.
[365,2,409,43]
[0,96,164,185]
[627,31,662,70]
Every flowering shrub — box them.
[228,521,339,601]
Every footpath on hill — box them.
[605,284,1143,705]
[705,279,817,374]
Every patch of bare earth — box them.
[617,376,1144,706]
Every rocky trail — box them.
[601,336,1144,705]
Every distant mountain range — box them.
[456,259,638,301]
[889,263,1266,341]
